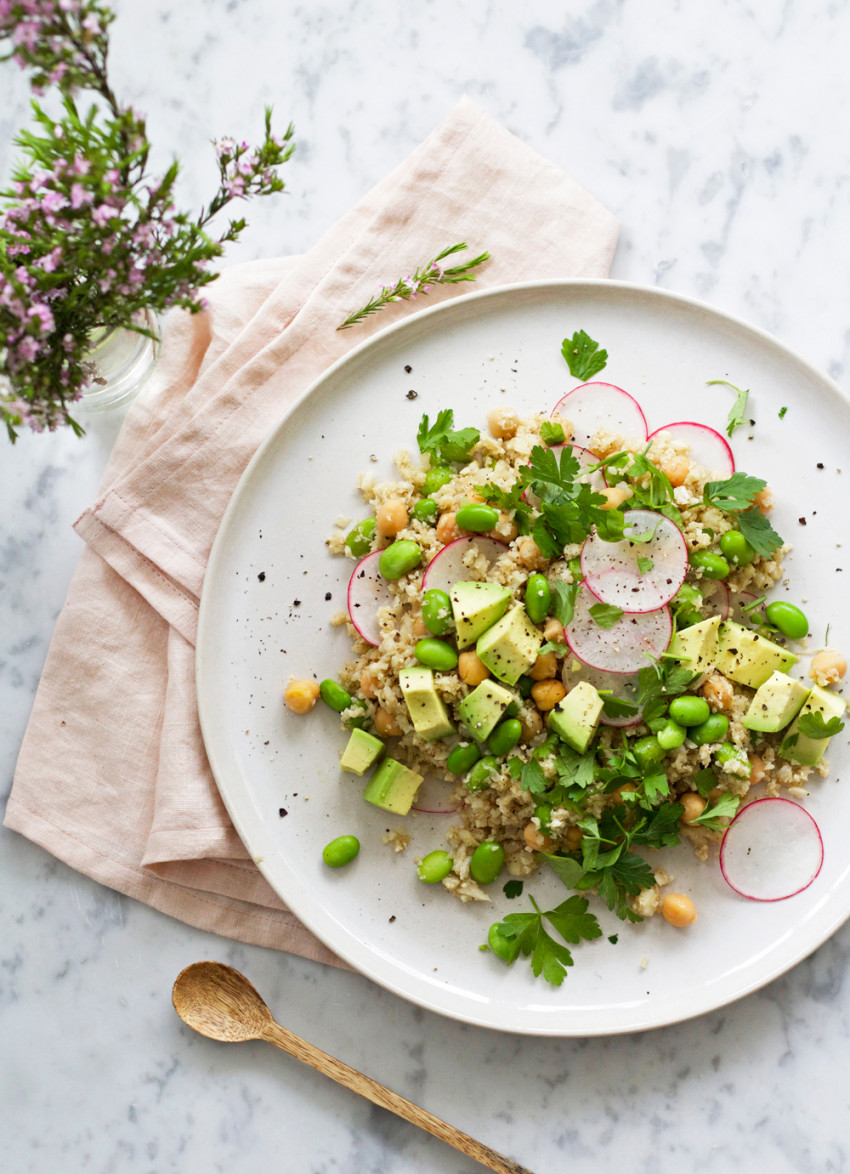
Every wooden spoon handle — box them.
[261,1019,534,1174]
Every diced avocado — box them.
[547,680,603,753]
[780,685,847,766]
[668,614,721,673]
[363,758,423,814]
[339,727,385,775]
[399,666,455,741]
[476,604,542,685]
[458,679,518,741]
[450,581,512,649]
[715,621,797,689]
[742,671,810,734]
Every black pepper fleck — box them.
[817,462,825,469]
[257,571,266,582]
[278,807,288,817]
[406,390,418,400]
[389,915,396,923]
[325,592,332,600]
[799,517,807,526]
[404,365,412,374]
[293,599,301,606]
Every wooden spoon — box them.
[172,961,534,1174]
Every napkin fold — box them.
[5,98,619,962]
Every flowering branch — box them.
[0,0,294,440]
[336,242,491,330]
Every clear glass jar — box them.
[81,310,160,413]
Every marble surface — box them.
[3,2,850,1171]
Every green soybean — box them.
[657,719,687,750]
[469,841,505,885]
[675,583,704,610]
[455,502,499,532]
[446,742,482,775]
[422,465,454,495]
[322,835,360,868]
[411,498,438,525]
[421,588,453,636]
[765,601,809,640]
[517,675,534,699]
[676,608,705,630]
[632,734,667,769]
[417,850,453,884]
[319,679,352,713]
[719,529,756,566]
[378,539,422,580]
[487,718,523,757]
[690,713,730,745]
[342,697,369,729]
[415,637,458,671]
[525,573,551,624]
[487,922,521,963]
[466,755,498,792]
[690,550,730,580]
[714,741,749,773]
[668,695,712,727]
[345,518,376,558]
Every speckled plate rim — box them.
[197,278,850,1036]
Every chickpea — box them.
[599,485,633,510]
[529,650,559,680]
[564,825,582,852]
[359,665,381,699]
[748,754,767,786]
[702,673,734,714]
[810,649,848,687]
[519,706,544,741]
[411,616,429,639]
[517,537,547,570]
[679,791,707,824]
[616,782,637,799]
[284,678,320,714]
[436,511,462,545]
[531,679,567,711]
[753,486,774,514]
[374,706,402,737]
[458,650,490,686]
[375,497,408,538]
[661,455,690,488]
[543,616,566,644]
[487,407,520,440]
[497,513,519,542]
[661,893,698,927]
[523,823,554,852]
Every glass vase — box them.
[81,310,160,413]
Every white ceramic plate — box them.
[197,280,850,1036]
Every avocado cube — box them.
[547,681,603,753]
[780,685,846,766]
[715,621,797,689]
[668,614,721,673]
[458,679,517,741]
[339,727,385,776]
[743,671,810,734]
[399,666,455,741]
[363,758,423,814]
[450,581,512,649]
[476,604,542,685]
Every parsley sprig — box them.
[700,472,783,558]
[708,379,750,438]
[561,330,608,381]
[487,894,602,986]
[519,444,626,557]
[416,409,480,465]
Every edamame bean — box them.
[446,742,482,775]
[674,583,704,609]
[421,587,453,635]
[455,502,499,532]
[415,637,458,671]
[676,608,705,630]
[322,835,360,868]
[517,675,534,699]
[689,550,730,580]
[319,679,352,713]
[525,573,551,624]
[765,600,809,640]
[469,841,505,885]
[657,719,687,750]
[714,741,749,775]
[417,850,453,884]
[487,922,521,963]
[378,539,422,580]
[466,755,498,792]
[632,734,667,769]
[345,517,376,558]
[342,697,369,729]
[690,713,730,745]
[668,695,712,726]
[534,804,553,834]
[422,465,454,495]
[719,529,756,567]
[411,498,438,525]
[487,718,523,757]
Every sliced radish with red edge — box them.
[550,383,648,449]
[411,774,458,815]
[421,536,507,595]
[700,579,730,620]
[719,798,824,901]
[347,550,396,647]
[647,422,735,478]
[581,509,689,613]
[561,662,643,727]
[564,585,672,673]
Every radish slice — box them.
[580,509,689,613]
[411,775,458,815]
[561,662,643,727]
[726,588,764,628]
[421,536,507,595]
[550,383,648,449]
[564,585,672,673]
[700,579,730,620]
[347,550,395,647]
[647,422,735,478]
[719,798,824,901]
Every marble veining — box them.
[4,1,850,1171]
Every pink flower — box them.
[16,336,40,362]
[70,182,88,209]
[92,203,113,226]
[41,189,65,213]
[28,303,55,334]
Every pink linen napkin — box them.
[5,98,619,963]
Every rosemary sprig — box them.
[337,242,490,330]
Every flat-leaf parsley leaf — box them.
[561,330,608,381]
